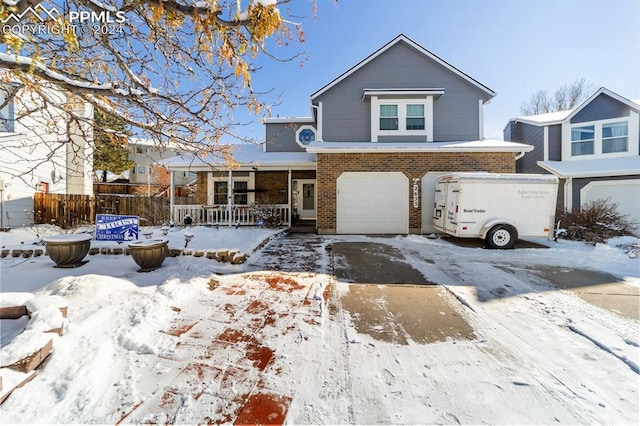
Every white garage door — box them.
[337,172,409,234]
[581,179,640,235]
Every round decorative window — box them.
[296,126,316,146]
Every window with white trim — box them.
[379,102,426,132]
[214,181,248,205]
[136,165,146,174]
[295,125,316,147]
[406,104,425,130]
[379,104,398,130]
[370,96,433,142]
[212,175,253,205]
[571,125,594,156]
[602,122,628,153]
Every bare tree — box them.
[0,0,313,182]
[520,78,593,115]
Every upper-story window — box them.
[365,90,441,142]
[406,104,425,130]
[602,122,628,153]
[295,125,316,147]
[135,146,148,154]
[569,119,632,158]
[379,105,398,130]
[571,126,595,156]
[379,102,426,132]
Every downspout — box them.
[309,100,323,141]
[564,177,572,213]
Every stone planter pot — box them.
[43,234,92,268]
[128,239,169,272]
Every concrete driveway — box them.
[330,242,475,344]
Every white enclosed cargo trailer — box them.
[433,173,559,249]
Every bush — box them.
[557,198,637,244]
[249,204,282,228]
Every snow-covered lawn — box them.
[0,225,638,424]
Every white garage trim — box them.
[337,172,409,234]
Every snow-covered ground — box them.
[0,225,638,424]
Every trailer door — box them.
[444,180,460,233]
[433,180,447,230]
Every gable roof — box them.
[310,34,496,101]
[510,87,640,126]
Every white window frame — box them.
[295,125,317,148]
[136,165,146,174]
[602,121,629,154]
[208,173,255,206]
[370,96,434,142]
[562,111,639,161]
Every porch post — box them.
[169,171,175,224]
[287,169,292,226]
[227,169,233,227]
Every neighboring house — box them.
[128,138,195,186]
[0,78,93,228]
[504,87,640,230]
[163,34,532,234]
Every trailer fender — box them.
[479,218,518,240]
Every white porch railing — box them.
[172,204,291,226]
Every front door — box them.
[297,180,316,220]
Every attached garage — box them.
[336,172,409,234]
[580,179,640,234]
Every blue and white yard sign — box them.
[95,215,139,241]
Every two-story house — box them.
[128,138,195,186]
[0,77,93,228]
[504,87,640,229]
[163,34,532,234]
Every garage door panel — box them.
[337,172,409,234]
[581,180,640,234]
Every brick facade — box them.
[316,152,515,234]
[255,171,288,204]
[196,172,208,204]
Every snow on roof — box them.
[159,143,316,171]
[128,138,197,152]
[538,156,640,178]
[305,140,533,153]
[512,109,573,125]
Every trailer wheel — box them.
[486,225,516,249]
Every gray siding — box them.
[571,93,630,123]
[572,175,640,210]
[314,40,490,142]
[265,122,306,152]
[548,124,562,161]
[513,122,544,173]
[503,121,515,142]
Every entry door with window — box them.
[297,180,316,219]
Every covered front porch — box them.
[161,144,317,228]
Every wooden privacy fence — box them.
[34,193,196,228]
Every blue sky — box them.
[242,0,640,141]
